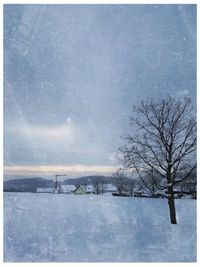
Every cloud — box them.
[4,121,118,166]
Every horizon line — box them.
[3,164,120,178]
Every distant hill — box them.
[63,175,115,186]
[3,177,54,193]
[3,175,114,192]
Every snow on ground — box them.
[4,193,196,262]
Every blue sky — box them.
[3,4,196,177]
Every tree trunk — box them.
[130,188,133,197]
[118,185,121,195]
[168,185,177,224]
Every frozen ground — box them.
[4,193,196,262]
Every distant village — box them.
[4,173,196,199]
[35,183,196,199]
[37,173,196,199]
[37,183,117,195]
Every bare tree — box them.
[125,177,137,197]
[112,169,127,195]
[92,176,106,194]
[119,96,196,224]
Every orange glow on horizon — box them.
[4,164,119,177]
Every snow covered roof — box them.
[36,188,54,193]
[59,185,76,193]
[85,185,94,193]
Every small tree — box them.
[119,96,196,224]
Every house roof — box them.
[60,185,76,192]
[36,188,54,193]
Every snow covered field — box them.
[4,193,196,262]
